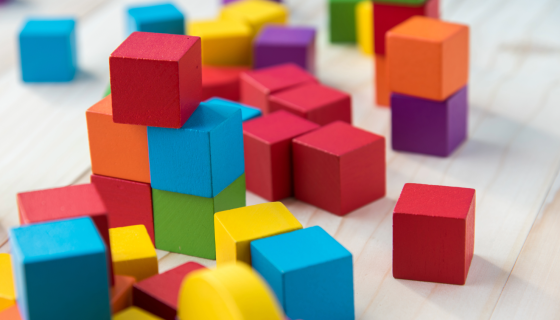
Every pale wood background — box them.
[1,0,560,319]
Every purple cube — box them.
[254,26,316,73]
[391,86,468,157]
[224,0,281,3]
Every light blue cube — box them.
[10,217,111,320]
[19,19,77,82]
[148,102,245,197]
[204,97,262,122]
[251,226,355,320]
[127,3,185,36]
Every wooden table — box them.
[1,0,560,318]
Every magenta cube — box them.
[254,26,316,73]
[391,86,468,157]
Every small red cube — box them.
[269,82,352,126]
[393,183,475,285]
[110,32,202,128]
[293,121,385,215]
[202,66,249,102]
[243,110,319,201]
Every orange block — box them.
[111,275,136,315]
[374,54,390,107]
[0,305,22,320]
[86,95,150,183]
[387,16,469,101]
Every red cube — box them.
[202,66,249,102]
[110,32,202,128]
[243,110,319,201]
[292,121,385,215]
[269,82,352,126]
[393,183,475,285]
[240,63,316,114]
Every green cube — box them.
[329,0,362,43]
[373,0,426,5]
[153,173,246,259]
[103,83,111,98]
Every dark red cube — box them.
[202,66,249,102]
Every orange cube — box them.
[86,95,151,183]
[387,16,469,101]
[111,275,136,314]
[374,54,390,107]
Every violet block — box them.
[223,0,281,3]
[254,26,316,73]
[391,86,468,157]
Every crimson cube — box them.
[110,32,201,128]
[393,183,475,285]
[202,66,249,102]
[293,121,385,215]
[243,110,319,201]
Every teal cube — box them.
[127,3,185,36]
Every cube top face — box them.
[189,19,252,39]
[87,94,112,116]
[111,32,199,62]
[182,102,241,132]
[242,63,316,94]
[20,19,75,37]
[221,0,287,32]
[205,97,262,122]
[109,225,156,262]
[389,16,466,43]
[243,110,319,144]
[256,26,316,46]
[114,306,161,320]
[10,217,105,264]
[0,254,15,302]
[251,226,351,273]
[395,183,475,219]
[269,82,350,113]
[128,3,183,23]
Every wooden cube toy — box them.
[356,1,373,55]
[205,97,262,122]
[0,305,21,320]
[293,121,385,215]
[110,32,201,128]
[114,307,163,320]
[393,183,476,285]
[133,262,206,320]
[243,111,319,201]
[254,26,316,73]
[153,173,245,259]
[109,225,158,282]
[387,16,469,101]
[148,102,244,197]
[373,0,439,55]
[220,0,288,37]
[19,19,77,82]
[329,0,361,43]
[269,82,352,125]
[127,3,184,36]
[241,63,317,114]
[251,226,354,320]
[202,66,249,101]
[10,217,111,320]
[392,86,468,156]
[374,54,390,107]
[0,254,15,312]
[111,275,136,315]
[224,0,282,3]
[215,202,302,266]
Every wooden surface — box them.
[1,0,560,319]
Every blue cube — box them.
[251,226,355,320]
[19,19,77,82]
[204,97,262,122]
[148,102,245,197]
[127,3,185,36]
[10,217,111,320]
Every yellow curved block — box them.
[215,202,302,266]
[0,254,16,312]
[356,1,373,55]
[109,225,158,282]
[220,0,288,37]
[113,306,163,320]
[177,263,283,320]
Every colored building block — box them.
[374,0,426,5]
[205,97,262,122]
[391,86,468,156]
[224,0,282,3]
[109,225,158,282]
[0,254,15,312]
[152,173,246,259]
[254,26,316,73]
[110,32,201,128]
[111,275,136,315]
[87,95,151,183]
[202,66,249,101]
[373,0,439,55]
[127,3,184,36]
[393,183,476,284]
[114,307,163,320]
[103,83,111,97]
[133,262,206,320]
[215,202,302,266]
[148,102,244,197]
[19,19,76,82]
[178,263,284,320]
[91,174,155,244]
[356,1,373,55]
[189,19,251,66]
[0,305,21,320]
[240,63,317,114]
[269,82,352,125]
[243,111,319,201]
[293,121,385,215]
[251,226,354,320]
[220,0,287,37]
[387,16,469,101]
[374,54,390,107]
[10,217,111,320]
[329,0,361,43]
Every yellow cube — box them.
[178,263,283,320]
[220,0,288,37]
[189,19,252,66]
[356,1,374,55]
[109,225,158,282]
[214,202,302,266]
[114,306,163,320]
[0,254,16,312]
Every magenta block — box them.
[254,26,316,73]
[223,0,281,3]
[391,86,468,157]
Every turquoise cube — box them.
[204,97,262,122]
[127,3,185,36]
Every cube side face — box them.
[19,32,76,82]
[464,195,475,280]
[0,254,15,311]
[375,54,390,107]
[250,244,286,308]
[178,39,203,125]
[446,86,468,154]
[329,1,359,43]
[442,27,469,101]
[244,134,275,200]
[137,18,185,35]
[240,75,269,113]
[254,44,309,72]
[200,32,251,66]
[307,95,352,126]
[214,173,247,213]
[215,217,239,265]
[132,286,176,320]
[270,139,295,201]
[356,1,373,55]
